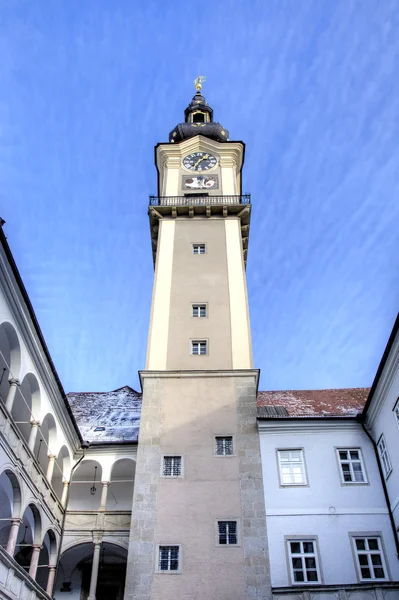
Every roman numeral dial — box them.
[182,152,218,171]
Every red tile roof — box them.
[256,388,369,417]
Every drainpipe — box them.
[52,442,90,597]
[360,420,399,558]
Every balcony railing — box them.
[149,194,251,206]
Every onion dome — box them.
[169,77,229,144]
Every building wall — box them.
[259,419,399,588]
[365,331,399,532]
[126,372,271,600]
[146,217,252,371]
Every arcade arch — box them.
[0,322,21,404]
[106,458,136,510]
[55,540,128,600]
[0,469,22,549]
[68,460,103,511]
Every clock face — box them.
[182,152,218,172]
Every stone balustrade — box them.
[0,545,51,600]
[0,403,64,525]
[65,510,132,533]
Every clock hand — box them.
[193,154,210,168]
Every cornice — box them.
[258,418,361,435]
[156,136,244,174]
[139,368,259,389]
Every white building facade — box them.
[258,388,399,598]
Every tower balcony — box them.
[148,194,252,267]
[149,194,251,207]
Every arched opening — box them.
[69,460,103,511]
[192,111,206,123]
[0,322,21,404]
[11,372,40,446]
[36,529,57,590]
[107,459,136,511]
[53,445,71,499]
[0,469,22,547]
[34,412,57,477]
[54,541,127,600]
[14,503,41,571]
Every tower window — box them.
[218,521,238,545]
[191,340,207,355]
[192,243,206,255]
[193,112,205,123]
[215,436,233,456]
[162,456,182,477]
[157,546,180,572]
[192,304,207,318]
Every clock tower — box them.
[125,80,271,600]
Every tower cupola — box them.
[169,76,229,144]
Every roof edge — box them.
[361,312,399,419]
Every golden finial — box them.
[194,75,206,92]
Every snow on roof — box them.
[256,388,370,417]
[67,386,142,443]
[67,385,371,443]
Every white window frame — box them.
[155,545,182,573]
[192,303,207,318]
[191,340,208,356]
[286,537,322,584]
[277,449,307,486]
[350,534,388,582]
[377,434,392,479]
[192,243,206,255]
[393,397,399,431]
[216,520,240,546]
[214,435,234,457]
[161,455,183,478]
[336,448,368,484]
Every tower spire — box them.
[169,78,229,144]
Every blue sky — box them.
[0,0,398,393]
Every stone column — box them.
[87,541,102,600]
[61,481,70,507]
[28,544,41,579]
[46,565,56,596]
[5,378,19,412]
[5,518,22,556]
[46,454,57,483]
[99,481,110,511]
[28,421,40,452]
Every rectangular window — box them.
[162,456,182,477]
[191,340,207,355]
[192,304,207,318]
[337,449,367,483]
[215,436,233,456]
[377,435,392,478]
[353,536,387,581]
[192,243,206,255]
[287,539,320,583]
[394,398,399,430]
[218,521,237,545]
[278,449,307,485]
[158,546,180,571]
